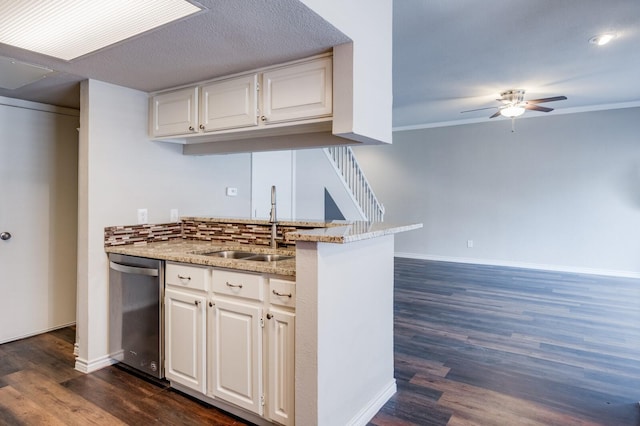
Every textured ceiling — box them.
[0,0,349,109]
[393,0,640,129]
[1,0,639,130]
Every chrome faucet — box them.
[269,185,277,248]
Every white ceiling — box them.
[0,0,639,130]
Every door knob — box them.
[0,232,11,241]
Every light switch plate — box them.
[226,187,238,197]
[170,209,179,222]
[137,208,148,224]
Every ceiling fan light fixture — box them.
[500,105,525,118]
[589,33,616,46]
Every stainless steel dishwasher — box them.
[109,253,165,379]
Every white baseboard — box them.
[347,379,397,426]
[394,252,640,279]
[74,354,118,374]
[0,321,76,345]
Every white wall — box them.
[76,79,252,370]
[354,107,640,277]
[295,148,365,220]
[296,236,395,425]
[300,0,392,144]
[251,151,295,219]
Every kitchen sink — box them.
[202,250,256,259]
[202,250,293,262]
[245,254,293,262]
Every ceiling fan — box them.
[462,89,567,119]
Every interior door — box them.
[0,101,79,343]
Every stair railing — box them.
[323,146,385,222]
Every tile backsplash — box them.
[104,223,182,246]
[181,219,298,249]
[105,219,314,248]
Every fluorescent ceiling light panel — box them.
[0,56,53,89]
[0,0,202,61]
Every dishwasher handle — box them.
[109,261,159,277]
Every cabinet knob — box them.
[188,126,195,131]
[194,300,200,306]
[199,124,205,130]
[260,115,267,122]
[266,313,273,320]
[0,232,11,241]
[209,301,213,307]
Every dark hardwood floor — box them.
[1,258,639,425]
[371,258,640,426]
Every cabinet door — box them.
[267,309,295,426]
[165,289,206,393]
[150,87,198,137]
[262,57,332,124]
[209,298,263,415]
[200,74,258,131]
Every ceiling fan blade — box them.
[526,96,567,104]
[461,106,499,113]
[489,110,502,118]
[525,104,553,113]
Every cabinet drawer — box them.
[269,279,296,308]
[166,262,210,292]
[212,269,264,301]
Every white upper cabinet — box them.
[200,74,258,132]
[262,57,332,124]
[149,55,333,142]
[150,87,198,137]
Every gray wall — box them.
[354,107,640,276]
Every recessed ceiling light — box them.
[589,33,617,46]
[0,0,203,61]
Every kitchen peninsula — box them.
[104,217,422,426]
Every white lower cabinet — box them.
[165,263,295,425]
[208,298,263,414]
[267,308,295,426]
[164,288,206,393]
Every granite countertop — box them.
[105,240,296,277]
[181,217,422,244]
[104,219,422,276]
[286,221,423,243]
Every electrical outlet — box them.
[226,187,238,197]
[467,240,474,248]
[137,208,148,224]
[170,209,179,222]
